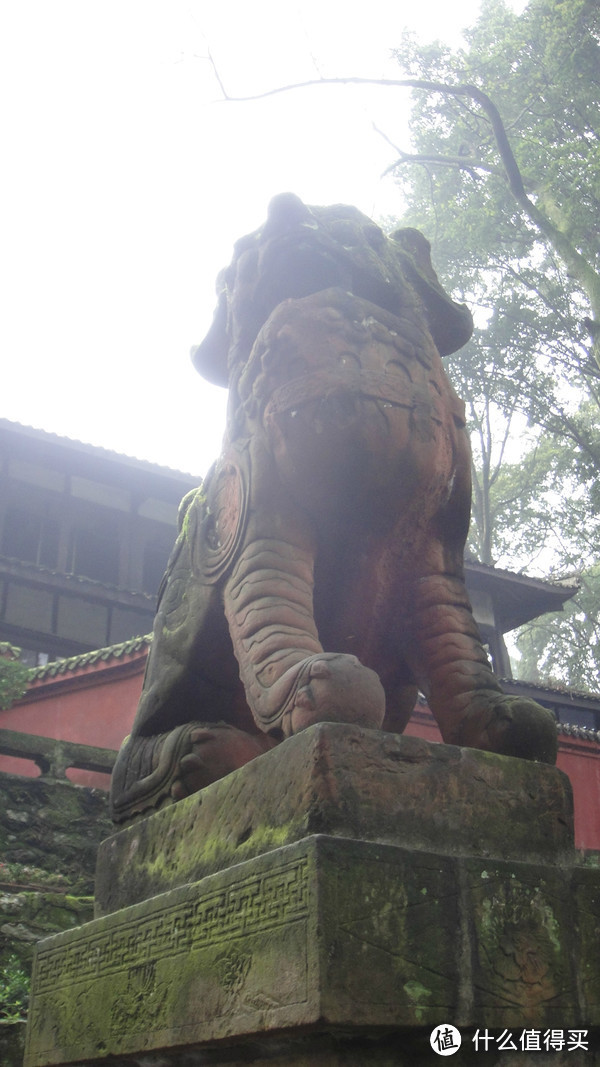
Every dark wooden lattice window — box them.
[69,518,120,585]
[1,508,60,568]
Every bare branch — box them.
[206,46,229,100]
[210,71,527,188]
[210,62,600,361]
[383,148,502,181]
[371,122,403,158]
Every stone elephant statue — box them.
[110,193,557,824]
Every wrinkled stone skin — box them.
[110,193,557,823]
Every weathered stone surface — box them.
[0,890,93,966]
[0,768,111,1020]
[24,835,599,1066]
[465,858,577,1026]
[572,865,600,1022]
[96,724,574,916]
[0,772,111,894]
[0,1021,27,1067]
[28,840,318,1065]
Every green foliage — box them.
[465,403,600,570]
[391,0,600,690]
[394,0,600,395]
[395,0,600,270]
[515,568,600,691]
[0,955,30,1022]
[0,645,31,710]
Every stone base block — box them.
[25,833,600,1066]
[24,729,600,1065]
[95,724,575,916]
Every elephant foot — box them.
[271,652,386,738]
[110,722,276,824]
[444,695,557,764]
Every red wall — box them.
[1,656,599,852]
[404,709,598,854]
[556,738,600,852]
[0,655,145,787]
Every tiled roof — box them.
[557,722,600,746]
[501,676,600,709]
[465,557,580,594]
[29,635,152,681]
[0,641,21,661]
[0,417,202,481]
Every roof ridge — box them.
[29,634,152,680]
[465,558,580,591]
[501,676,600,704]
[0,417,202,480]
[557,722,600,745]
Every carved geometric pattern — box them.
[34,855,308,994]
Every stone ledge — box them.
[0,727,116,780]
[95,723,574,916]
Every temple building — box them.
[0,418,199,663]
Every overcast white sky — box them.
[1,1,525,477]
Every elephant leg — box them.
[110,484,276,824]
[409,573,557,763]
[110,722,276,822]
[223,535,386,738]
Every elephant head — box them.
[192,192,473,390]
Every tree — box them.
[516,568,600,692]
[0,643,31,710]
[386,0,600,689]
[389,0,599,426]
[389,0,600,351]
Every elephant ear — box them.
[191,275,230,387]
[390,228,473,356]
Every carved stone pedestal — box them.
[24,725,600,1066]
